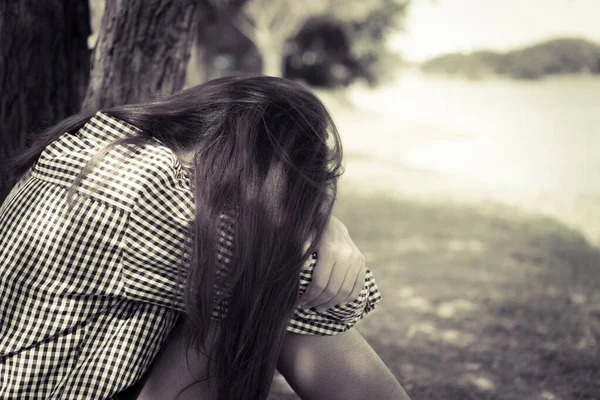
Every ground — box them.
[269,188,600,400]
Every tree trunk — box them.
[250,24,286,77]
[184,38,208,88]
[82,0,198,111]
[260,47,284,77]
[255,36,284,77]
[0,0,90,200]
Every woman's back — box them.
[0,112,193,399]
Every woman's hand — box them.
[298,216,366,312]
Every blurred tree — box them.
[284,17,359,87]
[234,0,331,77]
[0,0,90,200]
[233,0,407,83]
[82,0,198,110]
[284,0,408,87]
[186,0,259,87]
[421,38,600,80]
[181,0,408,85]
[344,0,407,85]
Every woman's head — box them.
[109,75,339,162]
[107,76,342,224]
[114,76,343,400]
[9,76,343,400]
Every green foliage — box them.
[421,38,600,80]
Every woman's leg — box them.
[132,317,219,400]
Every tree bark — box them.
[0,0,90,200]
[82,0,198,111]
[253,28,285,77]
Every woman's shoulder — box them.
[78,111,141,145]
[33,111,192,213]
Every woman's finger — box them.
[298,250,335,306]
[316,257,361,310]
[302,259,344,309]
[303,246,354,310]
[308,262,351,310]
[341,254,366,305]
[302,244,354,309]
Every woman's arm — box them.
[277,328,411,400]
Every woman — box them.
[0,76,409,399]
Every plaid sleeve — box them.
[119,148,194,310]
[286,255,382,335]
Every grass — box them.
[268,184,600,400]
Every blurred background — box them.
[2,0,599,398]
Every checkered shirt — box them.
[0,112,382,399]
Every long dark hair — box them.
[8,76,343,400]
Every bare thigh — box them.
[132,317,219,400]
